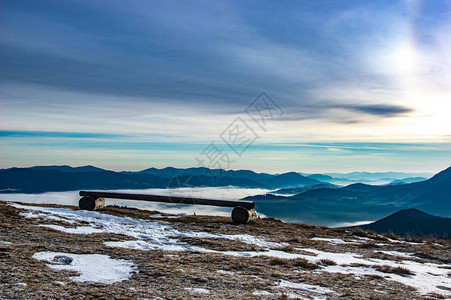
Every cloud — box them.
[340,104,413,117]
[0,131,125,139]
[1,1,451,172]
[268,102,413,123]
[0,1,409,113]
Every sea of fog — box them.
[0,187,270,218]
[0,187,371,227]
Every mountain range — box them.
[0,165,322,193]
[246,166,451,226]
[388,177,428,185]
[306,172,431,185]
[1,165,449,228]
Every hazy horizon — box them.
[0,163,442,176]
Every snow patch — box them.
[104,240,187,252]
[322,258,451,296]
[20,211,75,224]
[311,237,347,244]
[184,287,210,294]
[217,270,235,275]
[38,224,104,234]
[252,290,273,296]
[32,252,135,284]
[148,214,181,219]
[14,283,27,287]
[387,238,424,245]
[11,203,280,253]
[278,279,335,294]
[378,250,415,259]
[353,236,372,241]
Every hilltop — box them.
[354,209,451,239]
[1,200,450,299]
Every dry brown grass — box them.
[269,257,290,266]
[365,274,384,280]
[319,259,337,266]
[352,228,372,238]
[279,245,296,253]
[292,258,319,270]
[375,265,415,276]
[404,234,425,243]
[1,200,445,300]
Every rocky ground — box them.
[1,199,450,299]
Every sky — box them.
[1,0,451,173]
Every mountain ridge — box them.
[353,208,451,239]
[247,166,451,225]
[1,165,449,227]
[0,166,319,193]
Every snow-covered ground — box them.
[32,252,135,284]
[252,280,337,299]
[311,237,348,244]
[12,202,451,297]
[13,203,280,251]
[184,287,210,294]
[378,250,415,258]
[279,279,335,295]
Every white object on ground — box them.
[14,283,27,287]
[184,287,210,294]
[32,251,135,284]
[311,237,348,244]
[216,270,235,275]
[252,290,273,296]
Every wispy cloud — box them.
[0,0,450,172]
[341,104,413,117]
[0,131,125,139]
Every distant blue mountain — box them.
[0,165,321,193]
[340,183,382,192]
[324,171,433,181]
[265,172,320,188]
[388,177,427,185]
[0,168,166,193]
[247,167,451,225]
[132,167,319,188]
[306,174,335,182]
[29,165,107,172]
[353,209,451,239]
[316,171,433,185]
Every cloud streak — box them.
[341,104,413,117]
